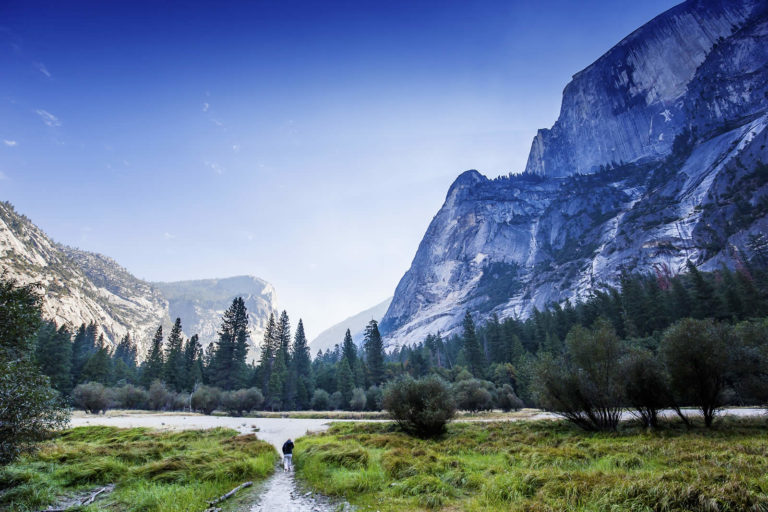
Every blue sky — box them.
[0,0,679,341]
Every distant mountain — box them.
[153,277,277,363]
[381,0,768,346]
[310,297,392,354]
[0,201,278,360]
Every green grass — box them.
[0,426,278,512]
[294,418,768,511]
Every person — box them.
[282,438,294,471]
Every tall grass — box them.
[295,418,768,511]
[0,426,278,512]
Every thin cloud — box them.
[0,171,7,180]
[3,140,17,146]
[202,102,209,112]
[211,118,224,127]
[232,144,240,152]
[205,161,224,175]
[34,62,51,78]
[35,109,61,127]
[163,232,176,240]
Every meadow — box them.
[295,417,768,511]
[0,426,277,512]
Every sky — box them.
[0,0,679,341]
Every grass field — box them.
[295,418,768,511]
[0,426,278,512]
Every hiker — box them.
[282,438,294,471]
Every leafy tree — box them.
[141,326,165,387]
[191,385,222,414]
[311,389,330,410]
[349,387,367,411]
[661,318,731,427]
[623,348,674,428]
[453,378,494,412]
[462,312,485,377]
[364,320,385,385]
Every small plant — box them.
[382,375,455,437]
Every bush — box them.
[329,391,343,410]
[349,387,367,411]
[221,388,264,416]
[109,384,149,409]
[148,381,172,411]
[365,385,383,411]
[170,392,190,411]
[311,389,330,410]
[382,375,455,437]
[453,379,494,412]
[623,348,673,428]
[496,384,524,412]
[73,382,109,414]
[191,385,222,414]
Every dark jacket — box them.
[282,440,294,455]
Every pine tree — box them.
[211,298,250,390]
[337,357,354,407]
[268,347,286,410]
[81,334,112,384]
[71,322,98,385]
[257,313,277,392]
[113,334,138,384]
[34,322,72,395]
[687,260,722,318]
[342,329,357,366]
[487,314,506,364]
[363,320,385,385]
[183,334,203,391]
[463,311,485,377]
[291,319,313,409]
[142,326,165,387]
[164,318,186,391]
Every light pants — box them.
[283,454,292,471]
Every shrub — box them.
[221,388,264,416]
[365,385,383,411]
[349,388,367,411]
[661,318,731,427]
[496,384,524,412]
[170,392,190,411]
[191,385,222,414]
[109,384,149,409]
[382,375,455,437]
[148,381,172,411]
[73,382,109,414]
[311,389,330,410]
[329,391,343,410]
[453,379,494,412]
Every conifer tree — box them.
[71,322,98,385]
[487,314,506,364]
[34,322,73,395]
[257,313,277,391]
[183,334,203,391]
[364,320,385,385]
[268,347,287,410]
[463,311,485,377]
[164,318,186,391]
[337,357,354,407]
[342,329,357,365]
[687,260,722,319]
[291,319,313,409]
[81,334,112,384]
[211,298,250,390]
[142,326,165,387]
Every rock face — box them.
[309,297,393,354]
[381,0,768,346]
[0,202,278,360]
[0,202,170,358]
[153,277,278,363]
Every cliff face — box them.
[0,202,170,358]
[525,0,761,178]
[381,0,768,346]
[0,202,278,360]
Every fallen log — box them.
[202,481,253,511]
[42,484,115,512]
